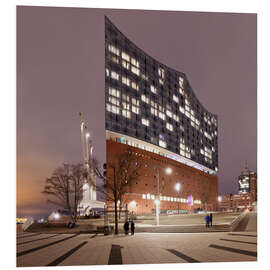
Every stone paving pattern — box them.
[16,212,257,267]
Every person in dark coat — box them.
[209,213,213,227]
[124,220,129,235]
[130,220,135,235]
[205,214,210,227]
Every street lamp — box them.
[154,166,172,226]
[165,167,172,175]
[175,182,181,214]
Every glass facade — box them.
[105,16,218,172]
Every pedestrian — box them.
[130,220,135,235]
[205,214,210,227]
[124,220,129,235]
[209,213,213,227]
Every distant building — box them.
[218,163,257,212]
[218,193,253,212]
[238,162,257,202]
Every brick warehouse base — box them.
[106,139,218,215]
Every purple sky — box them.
[17,6,256,218]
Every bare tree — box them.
[42,163,84,223]
[93,147,141,234]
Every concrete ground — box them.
[16,212,257,267]
[137,212,240,225]
[23,211,241,234]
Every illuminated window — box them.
[122,76,130,86]
[159,78,164,85]
[147,193,150,200]
[131,66,140,76]
[108,44,120,56]
[159,112,166,120]
[132,98,140,114]
[158,67,165,79]
[151,107,158,116]
[122,52,130,62]
[159,139,167,148]
[151,194,155,200]
[179,76,184,88]
[132,106,140,114]
[142,194,146,199]
[179,87,184,95]
[166,123,173,131]
[173,95,179,103]
[150,85,157,94]
[141,95,149,104]
[111,71,119,80]
[108,87,120,98]
[122,102,130,110]
[185,111,190,118]
[179,106,185,114]
[122,60,130,69]
[131,57,139,67]
[142,118,149,126]
[122,110,131,118]
[131,82,139,91]
[204,131,212,140]
[173,114,179,122]
[106,104,120,114]
[166,110,172,118]
[106,68,109,77]
[109,96,120,106]
[180,143,185,150]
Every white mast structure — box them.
[78,112,101,215]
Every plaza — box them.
[17,212,257,266]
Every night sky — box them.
[17,6,257,219]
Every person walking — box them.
[130,220,135,235]
[124,220,129,235]
[209,213,213,227]
[205,214,210,227]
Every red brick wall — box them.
[106,140,218,214]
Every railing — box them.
[230,209,249,231]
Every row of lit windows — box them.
[141,193,201,204]
[112,135,218,174]
[106,64,217,163]
[204,113,217,127]
[106,67,217,137]
[108,44,194,93]
[106,98,213,160]
[108,44,216,134]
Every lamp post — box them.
[175,182,181,214]
[153,166,172,226]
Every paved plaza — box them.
[16,212,257,267]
